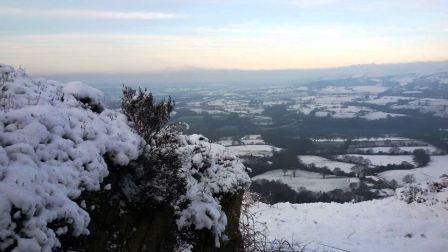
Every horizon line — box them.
[33,59,448,76]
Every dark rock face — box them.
[60,183,244,252]
[194,192,245,252]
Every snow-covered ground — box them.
[240,134,265,145]
[299,155,355,173]
[215,137,234,147]
[252,169,359,192]
[364,96,414,105]
[319,85,388,94]
[339,154,415,166]
[250,186,448,252]
[228,145,281,157]
[391,98,448,118]
[379,155,448,185]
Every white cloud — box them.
[0,7,181,20]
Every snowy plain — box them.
[379,155,448,185]
[251,195,448,252]
[227,144,281,157]
[338,154,415,166]
[252,169,359,192]
[299,155,355,173]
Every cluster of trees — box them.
[250,179,357,204]
[371,161,414,173]
[300,164,333,179]
[338,155,372,166]
[413,149,431,167]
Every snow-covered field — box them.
[379,155,448,185]
[339,154,415,166]
[228,145,281,157]
[299,155,355,173]
[364,96,414,105]
[251,194,448,252]
[319,85,388,94]
[252,169,359,192]
[216,137,234,147]
[240,134,265,145]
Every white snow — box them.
[176,134,250,247]
[319,85,388,94]
[361,111,405,120]
[215,137,234,147]
[351,137,413,142]
[0,65,250,251]
[339,154,415,166]
[63,81,105,110]
[299,155,355,173]
[0,65,141,251]
[240,135,265,145]
[250,180,448,252]
[365,96,413,106]
[252,169,359,192]
[228,145,281,158]
[379,155,448,185]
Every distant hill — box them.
[44,60,448,87]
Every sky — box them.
[1,0,448,74]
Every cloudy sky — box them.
[1,0,447,74]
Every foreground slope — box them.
[250,178,448,252]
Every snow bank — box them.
[0,65,141,251]
[251,178,448,252]
[63,81,105,112]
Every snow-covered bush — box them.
[175,134,250,248]
[0,65,250,251]
[397,176,448,206]
[0,65,141,251]
[120,87,251,250]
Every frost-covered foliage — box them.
[0,65,141,251]
[175,134,250,248]
[121,86,173,142]
[120,87,251,250]
[397,176,448,206]
[0,65,250,251]
[119,87,183,206]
